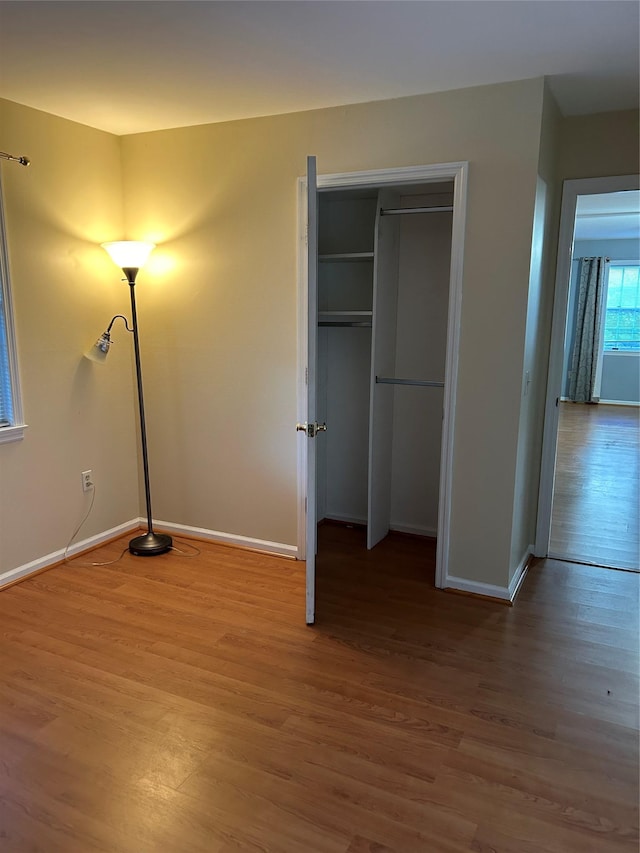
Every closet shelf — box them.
[376,376,444,388]
[318,320,371,329]
[319,252,374,263]
[319,311,372,317]
[318,310,373,328]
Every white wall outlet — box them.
[81,470,94,491]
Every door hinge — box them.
[305,366,308,385]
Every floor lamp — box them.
[88,240,172,557]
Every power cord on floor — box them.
[83,538,200,565]
[64,484,129,567]
[170,539,202,557]
[87,546,130,567]
[63,483,201,565]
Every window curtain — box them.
[568,257,609,403]
[0,295,13,426]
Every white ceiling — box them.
[575,191,640,242]
[0,1,638,136]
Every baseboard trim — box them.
[0,517,298,591]
[389,523,437,539]
[323,513,367,527]
[323,516,437,539]
[445,576,513,603]
[0,518,141,590]
[2,519,533,602]
[154,519,298,559]
[445,545,533,604]
[509,545,534,602]
[560,396,639,407]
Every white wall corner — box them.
[1,517,299,590]
[152,519,299,559]
[446,544,533,603]
[509,544,534,601]
[445,575,512,601]
[0,518,141,589]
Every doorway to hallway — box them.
[536,174,640,573]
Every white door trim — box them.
[534,173,640,557]
[297,161,468,590]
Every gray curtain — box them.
[568,257,608,403]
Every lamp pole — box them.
[124,267,172,556]
[100,241,172,558]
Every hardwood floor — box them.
[550,402,640,571]
[0,526,638,852]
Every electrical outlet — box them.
[81,470,94,492]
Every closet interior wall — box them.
[391,189,452,537]
[316,182,453,546]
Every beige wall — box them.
[0,99,140,576]
[509,87,562,580]
[122,77,547,587]
[559,109,639,180]
[4,81,632,591]
[507,104,639,581]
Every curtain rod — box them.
[0,151,30,167]
[572,256,611,262]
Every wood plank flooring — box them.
[0,525,638,852]
[550,402,639,570]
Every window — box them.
[603,263,640,352]
[0,174,25,443]
[0,292,14,425]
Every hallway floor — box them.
[550,402,639,571]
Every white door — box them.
[302,155,318,624]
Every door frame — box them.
[534,173,640,557]
[297,161,468,589]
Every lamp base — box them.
[129,531,173,556]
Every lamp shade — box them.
[101,241,155,270]
[85,332,111,363]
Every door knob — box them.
[296,422,327,437]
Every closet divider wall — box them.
[368,189,401,548]
[316,182,453,552]
[390,193,452,538]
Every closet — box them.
[315,181,454,552]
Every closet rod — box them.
[376,376,444,388]
[380,205,453,216]
[319,321,372,328]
